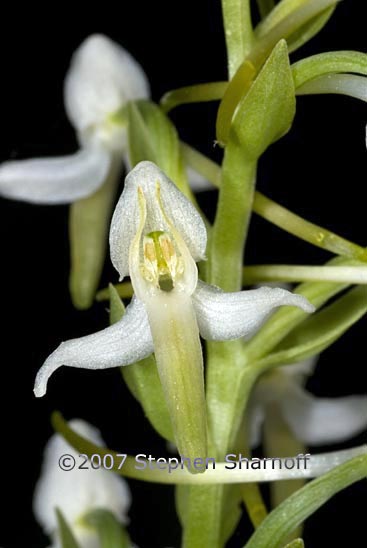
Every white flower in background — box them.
[249,356,367,448]
[33,419,131,548]
[0,34,149,204]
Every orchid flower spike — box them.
[34,162,314,462]
[249,357,367,448]
[33,419,131,548]
[0,34,149,204]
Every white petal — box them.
[279,356,318,381]
[0,147,110,204]
[33,419,131,538]
[64,34,149,136]
[186,166,213,192]
[109,161,207,280]
[248,400,265,448]
[34,297,153,397]
[282,384,367,445]
[193,281,315,341]
[297,73,367,103]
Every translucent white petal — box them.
[33,419,131,539]
[193,281,315,341]
[0,147,110,204]
[248,400,265,448]
[186,166,213,192]
[109,161,207,280]
[64,34,149,136]
[34,297,153,397]
[297,73,367,103]
[282,384,367,445]
[279,356,318,381]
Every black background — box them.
[0,1,366,546]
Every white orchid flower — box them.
[0,34,149,204]
[33,419,131,548]
[34,161,314,460]
[249,356,367,448]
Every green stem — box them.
[221,0,254,78]
[209,148,257,290]
[257,0,275,19]
[161,82,228,113]
[263,403,306,541]
[252,192,367,262]
[243,264,367,285]
[241,483,268,528]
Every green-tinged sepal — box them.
[127,100,191,197]
[217,39,295,148]
[56,508,81,548]
[69,157,122,309]
[227,39,295,157]
[82,509,131,548]
[109,285,174,442]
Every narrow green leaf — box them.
[109,285,174,442]
[244,454,367,548]
[83,509,130,548]
[69,157,122,309]
[56,508,81,548]
[231,40,295,159]
[292,50,367,88]
[256,285,367,370]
